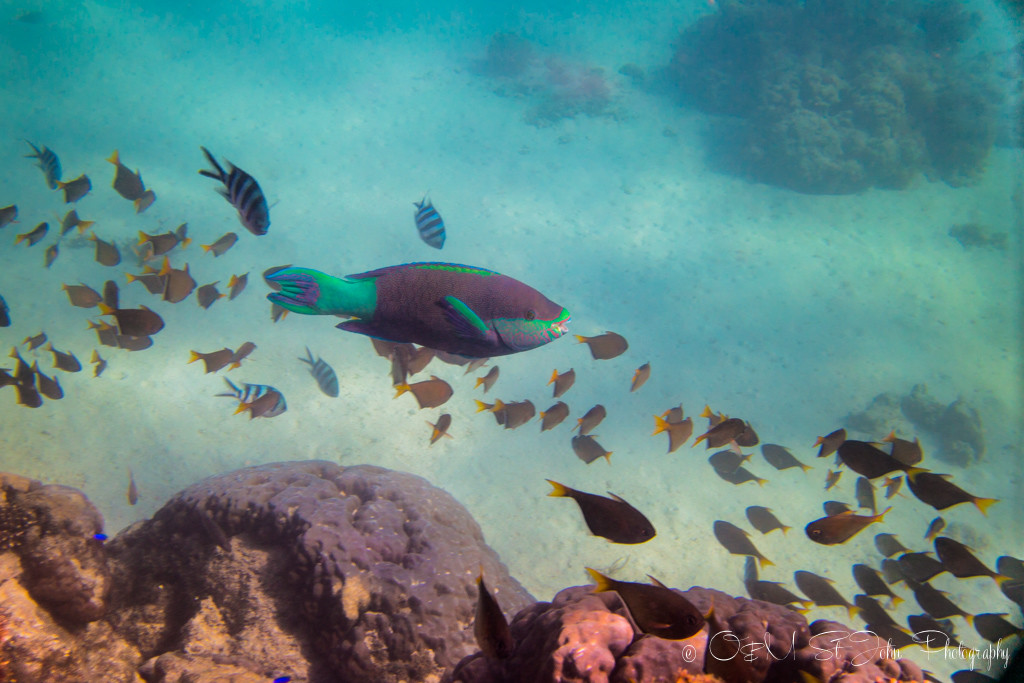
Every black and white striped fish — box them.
[216,378,287,418]
[413,196,446,249]
[299,347,339,397]
[198,146,270,236]
[24,141,61,189]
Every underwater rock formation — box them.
[844,384,985,466]
[665,0,1001,193]
[1,462,931,682]
[448,584,925,682]
[475,32,615,126]
[0,462,533,683]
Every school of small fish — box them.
[2,140,1018,672]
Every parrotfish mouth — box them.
[556,316,571,336]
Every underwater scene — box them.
[0,0,1022,681]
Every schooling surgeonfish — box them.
[265,263,570,358]
[88,232,121,266]
[299,347,339,397]
[630,362,650,392]
[199,146,270,236]
[394,375,452,409]
[228,272,248,300]
[572,434,611,464]
[106,150,154,212]
[539,401,569,431]
[25,141,61,189]
[98,302,165,337]
[15,222,48,246]
[547,480,655,544]
[202,232,238,257]
[652,407,693,453]
[413,196,446,249]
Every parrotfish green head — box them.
[490,286,571,352]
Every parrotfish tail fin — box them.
[652,414,669,436]
[265,267,367,317]
[546,479,569,497]
[585,567,613,592]
[974,497,998,515]
[757,555,774,570]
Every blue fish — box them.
[24,141,61,189]
[216,377,286,418]
[299,347,339,397]
[199,147,270,236]
[413,196,446,249]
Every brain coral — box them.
[666,0,1000,193]
[105,460,534,683]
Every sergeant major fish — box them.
[413,196,446,249]
[199,146,269,236]
[25,141,61,189]
[299,347,339,397]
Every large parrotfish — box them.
[265,263,570,358]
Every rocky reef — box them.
[664,0,1002,193]
[2,461,932,682]
[474,32,616,127]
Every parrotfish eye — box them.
[525,309,536,321]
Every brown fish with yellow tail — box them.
[548,367,575,397]
[394,375,452,409]
[586,568,704,639]
[575,404,606,435]
[793,571,858,620]
[906,471,997,514]
[57,174,91,203]
[713,520,773,569]
[15,222,48,246]
[814,428,846,457]
[474,572,513,659]
[547,480,654,544]
[45,343,81,372]
[474,366,499,393]
[652,413,693,453]
[539,401,569,431]
[575,331,628,359]
[745,506,790,535]
[427,414,452,445]
[694,417,746,449]
[630,362,650,392]
[201,232,238,257]
[228,272,248,300]
[805,507,891,545]
[760,443,810,472]
[571,434,612,464]
[89,232,121,266]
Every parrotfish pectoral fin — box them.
[439,296,489,340]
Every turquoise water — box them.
[1,0,1021,679]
